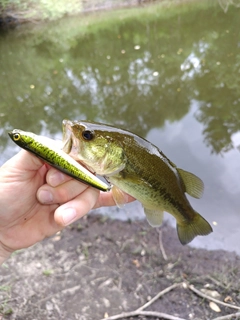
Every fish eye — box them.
[82,130,94,141]
[13,133,21,141]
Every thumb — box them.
[2,150,45,176]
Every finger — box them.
[54,187,99,226]
[37,179,90,204]
[46,167,72,187]
[94,190,136,208]
[2,150,44,173]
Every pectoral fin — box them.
[144,208,164,227]
[112,185,129,208]
[177,168,204,199]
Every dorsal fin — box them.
[177,168,204,199]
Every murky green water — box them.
[1,1,240,253]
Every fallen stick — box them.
[101,310,186,320]
[212,311,240,320]
[188,284,240,310]
[157,227,168,261]
[101,282,184,320]
[137,282,180,311]
[101,281,240,320]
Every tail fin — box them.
[177,212,213,245]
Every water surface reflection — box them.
[0,1,240,253]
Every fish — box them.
[62,119,213,245]
[8,129,110,192]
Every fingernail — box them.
[38,190,53,204]
[49,171,65,187]
[61,208,77,226]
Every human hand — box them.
[0,150,134,264]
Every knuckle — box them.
[55,187,70,203]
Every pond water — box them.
[0,0,240,254]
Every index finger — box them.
[45,167,72,187]
[94,190,135,208]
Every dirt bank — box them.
[0,214,240,320]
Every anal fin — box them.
[144,208,164,227]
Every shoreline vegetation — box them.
[0,0,238,27]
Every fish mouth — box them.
[62,131,72,154]
[62,120,82,161]
[62,119,96,174]
[62,120,74,154]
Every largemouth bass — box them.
[62,119,213,245]
[8,129,110,192]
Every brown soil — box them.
[0,214,240,320]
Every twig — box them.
[101,281,240,320]
[137,282,180,311]
[207,275,228,290]
[212,311,240,320]
[101,283,184,320]
[101,310,186,320]
[158,227,168,260]
[188,284,240,310]
[37,285,81,304]
[0,297,19,304]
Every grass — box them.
[0,0,217,25]
[42,269,54,276]
[0,284,13,316]
[0,0,82,22]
